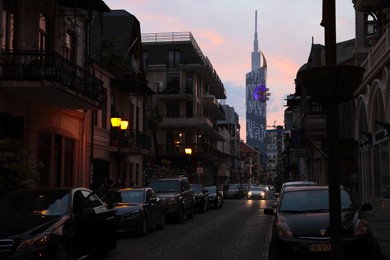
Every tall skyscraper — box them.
[246,10,268,173]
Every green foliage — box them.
[0,138,41,193]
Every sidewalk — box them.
[366,212,390,260]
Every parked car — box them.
[191,184,209,213]
[275,181,318,198]
[148,176,195,223]
[240,183,251,195]
[0,188,116,260]
[97,187,165,236]
[224,183,244,199]
[204,186,224,209]
[264,185,381,260]
[247,186,266,200]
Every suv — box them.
[148,176,195,223]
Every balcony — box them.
[160,114,225,141]
[110,130,152,154]
[302,112,327,141]
[358,23,390,92]
[158,142,221,159]
[142,32,226,99]
[0,50,106,109]
[203,94,225,120]
[353,0,382,11]
[156,86,193,101]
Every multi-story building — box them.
[353,0,390,217]
[246,11,268,173]
[239,141,260,185]
[218,104,241,184]
[0,0,110,190]
[265,125,284,183]
[141,32,227,186]
[90,9,153,188]
[284,0,390,220]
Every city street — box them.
[109,191,276,260]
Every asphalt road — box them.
[107,191,276,260]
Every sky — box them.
[104,0,356,141]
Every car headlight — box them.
[354,218,370,236]
[248,192,252,196]
[123,210,141,220]
[276,221,294,238]
[18,232,51,251]
[261,192,265,196]
[166,197,177,206]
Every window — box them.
[38,134,75,187]
[142,51,148,68]
[65,31,75,61]
[167,101,180,118]
[168,49,180,68]
[2,10,14,50]
[167,72,180,93]
[186,72,193,94]
[39,13,48,51]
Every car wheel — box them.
[140,218,148,236]
[201,201,207,213]
[53,242,70,260]
[177,207,185,223]
[157,213,165,229]
[187,205,195,219]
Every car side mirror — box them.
[264,208,275,215]
[274,193,280,198]
[149,197,157,203]
[361,203,373,212]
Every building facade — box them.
[353,0,390,217]
[141,32,228,187]
[0,0,110,190]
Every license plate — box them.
[309,243,331,252]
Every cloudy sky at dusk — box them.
[104,0,356,141]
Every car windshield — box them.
[117,190,144,203]
[279,189,357,213]
[149,180,178,193]
[0,190,70,217]
[192,185,202,193]
[228,184,239,190]
[250,187,264,191]
[205,186,216,193]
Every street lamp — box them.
[111,112,128,186]
[185,147,192,181]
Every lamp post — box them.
[111,113,128,186]
[185,147,192,181]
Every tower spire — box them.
[251,10,260,71]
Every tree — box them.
[0,138,41,193]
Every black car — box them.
[224,183,244,199]
[108,187,165,235]
[191,184,209,213]
[0,188,116,260]
[204,186,223,209]
[148,176,195,223]
[264,186,381,260]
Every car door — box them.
[145,189,159,226]
[72,189,116,257]
[180,180,194,212]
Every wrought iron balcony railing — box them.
[0,50,106,105]
[111,130,152,151]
